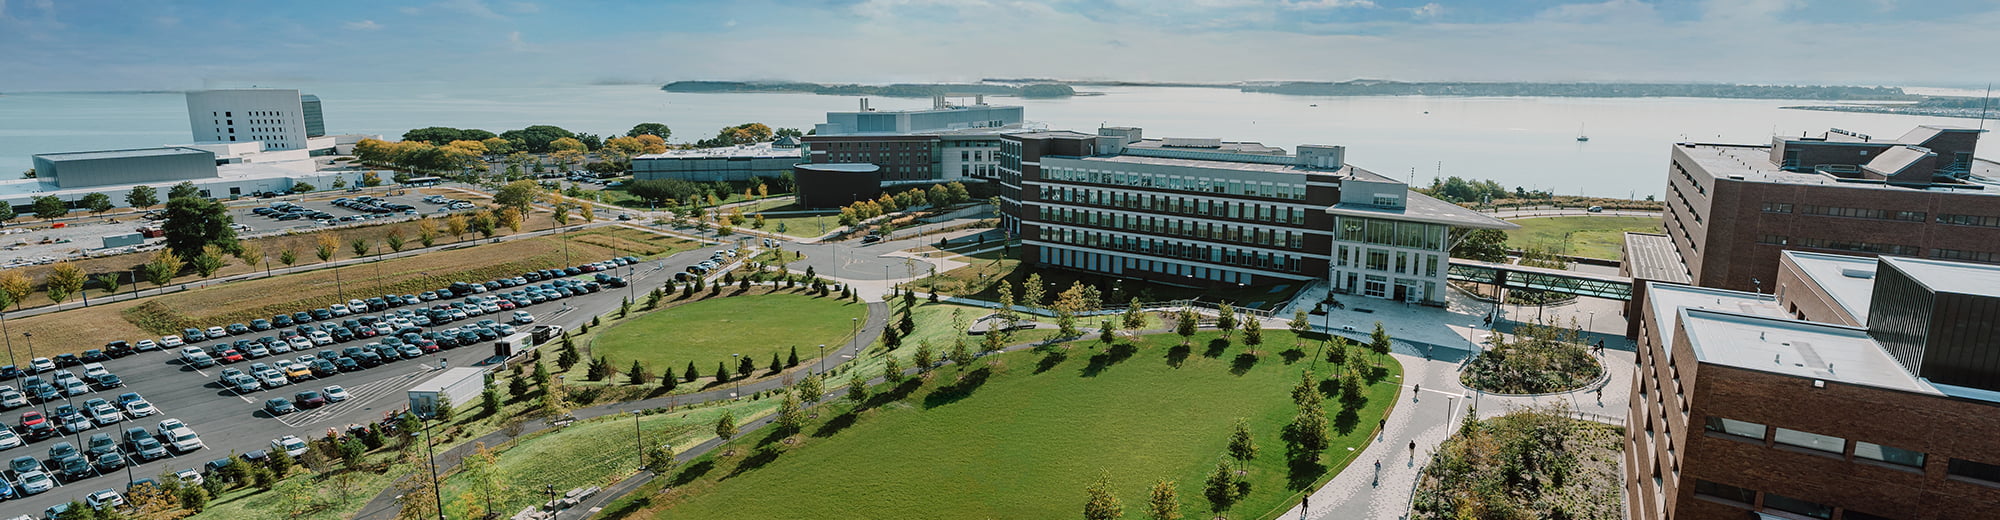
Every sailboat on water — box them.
[1576,123,1590,142]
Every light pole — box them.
[419,419,447,520]
[545,484,557,511]
[631,410,645,472]
[850,317,859,354]
[730,354,741,397]
[817,344,826,375]
[1587,311,1596,332]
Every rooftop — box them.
[1879,256,2000,298]
[1675,143,2000,196]
[1126,138,1287,155]
[1622,233,1692,284]
[1328,191,1519,230]
[1782,251,1881,324]
[34,147,213,162]
[1644,282,1786,364]
[1679,308,1937,395]
[634,141,805,160]
[797,163,879,173]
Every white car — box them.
[161,335,185,348]
[271,435,309,458]
[174,468,204,486]
[513,311,535,324]
[479,301,502,314]
[205,326,228,339]
[323,385,350,402]
[0,428,21,450]
[178,346,207,363]
[134,339,158,351]
[0,386,25,409]
[165,427,204,453]
[288,336,314,350]
[309,331,334,346]
[157,418,187,436]
[17,470,53,494]
[28,357,54,373]
[124,399,158,418]
[329,304,351,316]
[82,363,110,379]
[85,488,125,509]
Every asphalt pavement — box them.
[0,228,729,517]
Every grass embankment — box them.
[913,245,1306,311]
[4,227,698,357]
[753,203,839,239]
[589,293,867,379]
[1413,409,1624,520]
[1503,216,1661,261]
[606,329,1403,520]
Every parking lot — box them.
[0,239,728,517]
[229,192,474,234]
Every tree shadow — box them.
[1285,456,1328,492]
[1165,345,1190,368]
[1034,351,1068,374]
[1081,343,1137,377]
[725,444,784,479]
[811,411,857,438]
[922,368,991,408]
[1203,338,1232,358]
[1334,407,1360,436]
[669,459,714,487]
[1228,353,1259,376]
[755,425,789,447]
[1363,364,1389,384]
[1278,348,1305,365]
[1317,378,1341,398]
[864,378,922,409]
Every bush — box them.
[1460,322,1601,394]
[1413,408,1623,520]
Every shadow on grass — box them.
[922,368,991,408]
[811,411,857,438]
[726,444,784,479]
[1081,343,1137,377]
[1203,338,1232,358]
[864,378,923,409]
[1165,345,1190,368]
[670,459,714,487]
[1334,407,1360,436]
[1034,351,1068,374]
[1229,353,1259,376]
[596,495,651,520]
[1279,348,1305,364]
[1285,456,1328,492]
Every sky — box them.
[3,0,1998,92]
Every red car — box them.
[19,410,46,428]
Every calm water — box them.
[0,84,1984,199]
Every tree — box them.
[1284,371,1331,458]
[714,409,738,441]
[1022,273,1046,310]
[142,250,183,289]
[797,373,824,402]
[497,207,523,232]
[1289,310,1312,349]
[434,394,456,422]
[1147,479,1182,520]
[659,366,678,392]
[1228,418,1259,470]
[1204,457,1238,511]
[481,387,501,416]
[786,346,800,368]
[125,185,159,210]
[714,361,729,383]
[417,219,438,247]
[162,196,237,260]
[684,361,700,382]
[44,262,84,304]
[1099,318,1118,347]
[1175,309,1199,347]
[332,176,348,189]
[498,125,577,153]
[80,193,113,215]
[267,447,296,477]
[290,182,315,193]
[386,230,406,252]
[191,244,231,277]
[913,341,936,372]
[0,202,13,224]
[736,356,755,378]
[493,180,542,214]
[883,356,905,383]
[776,390,807,435]
[1451,228,1510,263]
[1369,321,1393,358]
[92,273,119,295]
[315,232,338,262]
[847,373,868,403]
[31,195,65,220]
[168,181,200,200]
[1243,317,1264,353]
[446,214,469,239]
[394,450,442,520]
[627,123,671,140]
[235,243,263,269]
[1215,303,1237,338]
[508,373,528,399]
[472,211,497,237]
[628,360,649,385]
[460,442,507,520]
[1124,298,1146,330]
[1083,472,1125,520]
[643,443,677,475]
[349,238,371,257]
[361,171,384,187]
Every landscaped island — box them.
[1413,409,1625,520]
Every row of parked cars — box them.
[1,361,126,409]
[683,247,741,278]
[2,415,203,502]
[422,194,476,211]
[330,196,414,214]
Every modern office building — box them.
[31,147,219,188]
[1628,251,2000,520]
[630,138,804,182]
[1000,126,1513,302]
[9,140,380,211]
[794,163,883,209]
[185,88,327,151]
[803,97,1031,183]
[1660,125,1999,293]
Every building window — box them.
[1841,511,1895,520]
[1761,493,1833,519]
[1933,249,1998,264]
[1703,416,1766,440]
[1366,249,1389,271]
[1853,441,1925,468]
[1772,427,1844,454]
[1761,202,1793,213]
[1691,479,1755,505]
[1947,458,2000,484]
[1938,214,2000,228]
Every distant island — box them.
[661,81,1077,98]
[1236,80,1917,100]
[1782,96,1997,120]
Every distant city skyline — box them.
[2,0,1998,92]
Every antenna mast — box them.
[1981,82,1993,131]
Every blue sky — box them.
[3,0,1997,91]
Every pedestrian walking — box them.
[1409,440,1417,461]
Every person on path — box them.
[1409,440,1417,461]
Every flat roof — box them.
[1880,256,2000,298]
[34,147,212,162]
[1781,251,1879,323]
[1126,139,1286,155]
[797,163,878,173]
[1644,282,1786,364]
[1329,191,1520,230]
[634,142,804,160]
[1676,143,2000,196]
[1679,308,1936,394]
[410,367,486,392]
[1622,232,1692,284]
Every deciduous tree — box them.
[44,262,84,304]
[80,193,113,215]
[125,185,159,210]
[1083,472,1125,520]
[1147,479,1182,520]
[715,409,738,441]
[30,195,65,220]
[1289,310,1312,349]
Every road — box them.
[0,226,731,517]
[1483,208,1660,220]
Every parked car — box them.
[264,398,296,415]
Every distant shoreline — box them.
[660,79,1974,103]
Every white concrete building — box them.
[185,89,325,151]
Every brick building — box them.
[802,97,1026,184]
[1628,252,2000,520]
[1660,125,1999,293]
[998,126,1513,302]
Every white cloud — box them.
[1410,2,1444,19]
[1281,0,1377,9]
[343,19,383,31]
[1537,0,1659,24]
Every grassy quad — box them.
[590,293,868,379]
[609,329,1403,520]
[1503,216,1661,261]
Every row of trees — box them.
[403,123,675,155]
[834,182,972,227]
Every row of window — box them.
[1034,206,1307,249]
[960,150,992,162]
[1755,235,1922,256]
[943,140,996,148]
[1040,166,1308,201]
[1034,226,1304,273]
[1705,416,1926,467]
[823,141,930,151]
[1936,213,2000,228]
[1799,205,1926,222]
[1038,185,1310,226]
[1692,480,1891,520]
[1932,248,1999,264]
[960,164,997,177]
[1336,217,1448,251]
[1335,245,1441,278]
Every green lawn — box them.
[1504,216,1662,261]
[915,248,1307,312]
[591,293,868,377]
[614,330,1403,520]
[759,210,841,238]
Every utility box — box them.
[407,367,487,418]
[100,233,145,249]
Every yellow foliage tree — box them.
[549,137,588,153]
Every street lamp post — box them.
[730,354,741,397]
[817,344,826,375]
[419,420,447,520]
[631,410,645,472]
[850,317,859,354]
